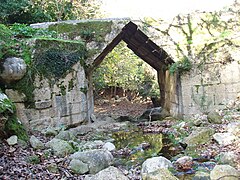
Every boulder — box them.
[141,156,173,176]
[213,133,237,146]
[175,156,193,171]
[102,142,116,151]
[42,128,59,137]
[0,57,27,83]
[30,135,44,149]
[217,151,238,167]
[55,130,76,141]
[69,125,94,136]
[193,171,210,180]
[142,168,178,180]
[207,111,222,124]
[78,140,104,151]
[85,166,129,180]
[68,159,89,174]
[227,122,240,136]
[210,165,239,180]
[47,163,59,173]
[69,149,113,174]
[46,138,74,157]
[7,135,18,145]
[140,107,169,121]
[182,127,215,146]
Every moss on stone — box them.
[33,38,87,80]
[48,21,113,42]
[4,115,29,141]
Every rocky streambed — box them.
[1,96,240,179]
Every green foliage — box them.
[0,0,29,24]
[169,56,192,75]
[48,21,113,42]
[93,41,159,99]
[4,115,29,141]
[0,98,15,114]
[10,23,57,38]
[0,0,102,24]
[26,155,40,164]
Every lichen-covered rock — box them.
[46,138,74,157]
[216,151,238,167]
[207,111,222,124]
[141,156,173,176]
[7,135,18,145]
[193,171,210,180]
[210,165,239,180]
[85,166,129,180]
[175,156,193,171]
[213,133,237,146]
[68,159,89,174]
[227,122,240,136]
[142,168,178,180]
[102,142,116,151]
[182,127,215,146]
[55,130,76,141]
[69,149,113,174]
[0,57,27,83]
[140,107,169,121]
[42,128,59,137]
[30,135,44,149]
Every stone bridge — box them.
[4,18,239,130]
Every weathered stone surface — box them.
[142,168,178,180]
[30,135,44,149]
[46,138,74,157]
[47,163,59,173]
[227,122,240,136]
[102,142,116,151]
[210,165,239,180]
[0,57,27,83]
[69,149,113,174]
[175,156,193,171]
[7,135,18,145]
[69,125,95,136]
[193,171,210,180]
[35,100,52,109]
[207,111,222,124]
[5,89,26,103]
[69,125,95,135]
[55,130,76,141]
[141,156,173,176]
[217,151,238,167]
[42,127,59,137]
[213,133,237,146]
[140,107,169,121]
[68,159,89,174]
[33,87,51,101]
[78,140,104,151]
[86,166,129,180]
[183,127,215,146]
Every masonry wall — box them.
[181,60,240,117]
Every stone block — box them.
[35,100,52,109]
[33,87,51,101]
[5,89,26,103]
[58,113,86,127]
[220,61,240,83]
[30,117,55,130]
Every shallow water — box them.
[112,128,163,168]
